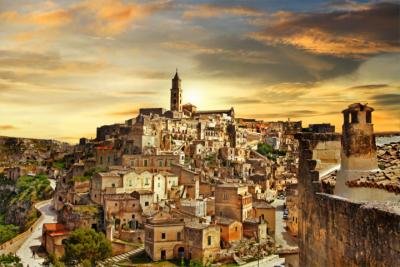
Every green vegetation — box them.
[53,160,65,170]
[72,167,107,183]
[12,175,53,203]
[0,254,23,267]
[0,223,19,244]
[121,252,216,267]
[62,228,112,266]
[44,254,66,267]
[72,205,100,214]
[0,174,53,244]
[257,143,286,161]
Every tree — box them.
[0,254,23,267]
[62,228,112,266]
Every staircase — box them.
[97,247,144,266]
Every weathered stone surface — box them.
[296,133,400,267]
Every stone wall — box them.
[296,133,400,267]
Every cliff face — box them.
[4,200,33,230]
[0,136,71,164]
[0,175,53,231]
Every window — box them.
[145,178,149,185]
[108,156,111,163]
[207,236,212,246]
[159,161,163,167]
[161,233,166,239]
[177,232,181,241]
[129,180,132,186]
[235,227,238,232]
[144,160,148,167]
[158,183,160,188]
[132,214,135,219]
[366,111,372,123]
[351,111,358,123]
[145,201,149,207]
[115,203,118,206]
[112,183,115,187]
[223,193,228,200]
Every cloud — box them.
[250,3,400,57]
[244,110,319,119]
[226,97,264,105]
[0,0,171,37]
[373,93,400,107]
[0,49,107,74]
[121,90,158,96]
[0,9,72,27]
[348,84,389,90]
[73,0,172,36]
[183,4,264,19]
[107,108,139,116]
[0,125,17,130]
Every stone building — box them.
[170,70,182,112]
[144,211,185,261]
[296,103,400,267]
[42,223,70,258]
[215,217,242,247]
[184,222,220,265]
[335,103,385,201]
[122,153,182,172]
[91,170,125,204]
[252,200,275,236]
[285,183,298,237]
[214,184,253,222]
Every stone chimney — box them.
[335,103,378,198]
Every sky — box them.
[0,0,399,143]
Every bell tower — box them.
[170,69,182,112]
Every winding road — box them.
[16,179,57,267]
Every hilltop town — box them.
[0,72,399,267]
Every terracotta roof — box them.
[48,230,70,237]
[215,216,238,226]
[253,201,275,209]
[43,223,65,232]
[321,142,400,194]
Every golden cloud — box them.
[250,3,400,58]
[107,108,139,116]
[0,125,17,130]
[0,0,171,38]
[183,4,264,19]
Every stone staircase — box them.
[97,247,144,266]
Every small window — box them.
[351,111,358,123]
[145,201,149,207]
[235,227,238,232]
[162,233,166,239]
[132,214,135,219]
[112,183,115,187]
[115,203,118,206]
[366,111,372,123]
[207,236,212,246]
[177,232,181,241]
[144,160,148,167]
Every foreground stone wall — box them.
[296,133,400,267]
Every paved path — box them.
[98,247,144,266]
[271,199,298,250]
[16,178,57,267]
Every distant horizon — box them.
[0,0,399,142]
